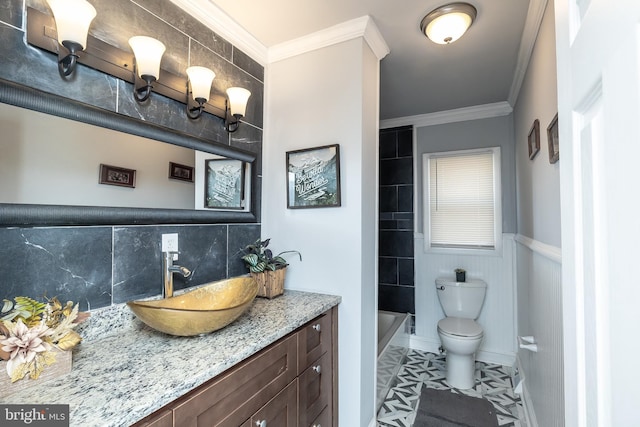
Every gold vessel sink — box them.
[127,276,258,336]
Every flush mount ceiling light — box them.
[420,2,477,45]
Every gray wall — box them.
[0,0,263,311]
[415,115,517,235]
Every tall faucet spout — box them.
[163,252,191,298]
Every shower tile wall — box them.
[0,1,263,311]
[379,126,415,314]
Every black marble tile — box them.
[233,47,264,82]
[0,227,113,311]
[398,185,413,212]
[379,220,397,230]
[394,213,414,221]
[379,186,398,213]
[379,131,397,159]
[132,0,233,61]
[398,258,415,286]
[379,230,413,257]
[0,24,118,111]
[380,158,413,185]
[379,257,398,285]
[380,212,393,220]
[112,224,228,303]
[397,220,413,230]
[1,0,23,29]
[228,224,261,277]
[397,128,413,157]
[378,284,415,314]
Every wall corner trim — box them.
[268,15,390,63]
[170,0,268,65]
[514,234,562,263]
[380,101,513,129]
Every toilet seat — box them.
[438,317,483,339]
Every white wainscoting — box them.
[412,233,517,366]
[515,234,563,427]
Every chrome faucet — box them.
[163,251,191,298]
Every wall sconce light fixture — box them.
[420,3,477,45]
[46,0,97,77]
[129,36,166,102]
[186,66,215,119]
[225,87,251,133]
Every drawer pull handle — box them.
[313,365,321,374]
[312,323,321,332]
[256,421,267,427]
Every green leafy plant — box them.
[241,238,302,273]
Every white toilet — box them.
[435,277,487,389]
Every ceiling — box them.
[206,0,533,121]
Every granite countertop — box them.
[2,290,341,427]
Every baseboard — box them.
[409,335,516,366]
[515,355,539,427]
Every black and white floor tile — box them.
[377,349,525,427]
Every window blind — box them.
[429,151,495,249]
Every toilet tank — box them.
[435,278,487,319]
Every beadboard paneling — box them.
[516,236,563,427]
[413,234,516,365]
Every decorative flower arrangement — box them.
[0,297,89,383]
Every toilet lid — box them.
[438,317,483,338]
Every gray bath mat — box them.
[414,387,499,427]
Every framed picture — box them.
[99,164,136,188]
[204,158,245,209]
[547,113,559,164]
[168,162,194,182]
[528,119,540,160]
[286,144,341,209]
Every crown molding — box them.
[170,0,268,65]
[508,0,549,106]
[268,15,389,64]
[380,101,513,129]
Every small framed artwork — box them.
[528,119,540,160]
[168,162,194,182]
[286,144,341,209]
[99,164,136,188]
[547,113,559,164]
[205,158,245,209]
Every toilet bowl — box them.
[435,278,487,389]
[437,317,484,389]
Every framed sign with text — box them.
[286,144,341,209]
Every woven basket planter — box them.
[0,347,72,398]
[251,268,286,299]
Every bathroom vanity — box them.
[1,290,340,427]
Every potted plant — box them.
[455,268,466,282]
[241,238,302,299]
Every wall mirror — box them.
[0,78,257,226]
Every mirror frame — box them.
[0,78,258,226]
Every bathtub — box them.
[377,311,411,411]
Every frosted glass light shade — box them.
[46,0,97,49]
[226,87,251,117]
[421,3,477,45]
[129,36,166,79]
[187,66,215,101]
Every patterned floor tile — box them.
[377,349,525,427]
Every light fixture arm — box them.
[224,100,241,133]
[187,97,206,120]
[134,73,156,103]
[58,40,83,77]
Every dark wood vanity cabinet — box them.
[134,306,338,427]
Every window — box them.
[423,147,501,251]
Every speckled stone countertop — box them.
[2,290,341,427]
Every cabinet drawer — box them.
[297,312,332,374]
[298,352,331,427]
[308,405,330,427]
[135,409,172,427]
[173,335,297,426]
[248,379,298,427]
